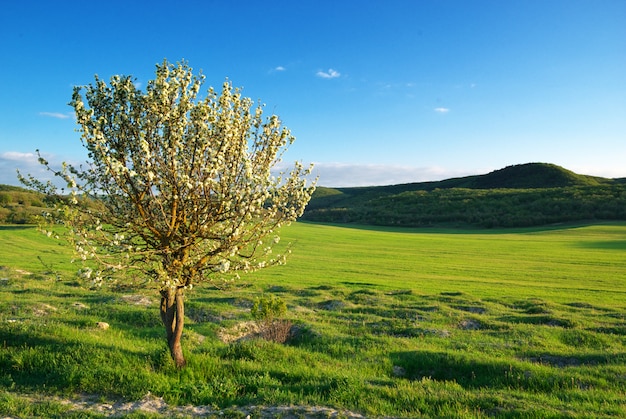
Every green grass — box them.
[263,222,626,305]
[1,222,625,418]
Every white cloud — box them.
[306,162,471,187]
[569,164,626,179]
[0,151,73,187]
[39,112,72,119]
[268,66,287,75]
[1,151,38,162]
[434,107,450,113]
[0,152,42,186]
[316,68,341,79]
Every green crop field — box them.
[1,222,625,418]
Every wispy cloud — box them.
[0,151,77,187]
[434,107,450,113]
[0,151,42,186]
[569,164,626,180]
[316,68,341,79]
[268,65,287,75]
[302,162,471,187]
[39,112,72,119]
[1,151,38,163]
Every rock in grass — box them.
[392,365,406,377]
[96,322,110,330]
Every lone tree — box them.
[20,60,315,368]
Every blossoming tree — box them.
[20,60,315,367]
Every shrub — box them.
[251,295,287,321]
[251,295,292,343]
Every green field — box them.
[1,222,625,418]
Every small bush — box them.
[251,295,292,343]
[251,295,287,321]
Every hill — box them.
[467,163,609,188]
[303,163,626,228]
[0,185,49,224]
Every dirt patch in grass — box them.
[458,318,482,330]
[318,299,350,311]
[14,269,32,276]
[217,320,262,343]
[217,320,297,344]
[4,392,367,418]
[32,303,57,317]
[121,294,153,306]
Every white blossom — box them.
[26,59,315,299]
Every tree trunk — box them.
[160,287,186,368]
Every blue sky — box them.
[1,0,625,187]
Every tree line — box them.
[5,182,626,229]
[302,184,626,228]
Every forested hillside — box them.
[0,184,49,224]
[303,163,626,228]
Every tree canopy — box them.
[20,60,315,366]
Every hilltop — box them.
[304,163,626,228]
[317,163,615,196]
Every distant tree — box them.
[20,60,315,367]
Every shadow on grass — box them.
[391,349,626,393]
[577,240,626,250]
[0,225,35,231]
[390,351,535,391]
[0,327,64,350]
[0,325,166,398]
[523,351,625,367]
[591,325,626,335]
[301,220,622,235]
[496,314,576,328]
[192,296,255,312]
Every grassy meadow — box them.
[0,222,625,418]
